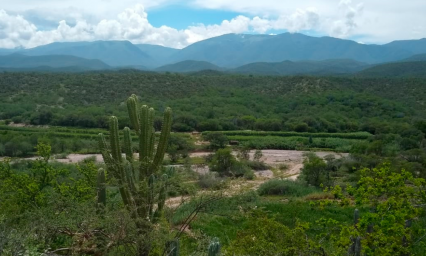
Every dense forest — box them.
[1,72,426,255]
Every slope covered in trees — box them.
[357,61,426,78]
[1,72,425,133]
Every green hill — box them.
[402,53,426,62]
[155,60,223,73]
[232,59,368,75]
[357,61,426,78]
[0,54,110,70]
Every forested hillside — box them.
[1,72,426,134]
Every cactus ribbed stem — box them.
[127,95,140,135]
[152,107,172,173]
[140,105,150,162]
[109,116,122,162]
[97,168,106,213]
[123,127,133,162]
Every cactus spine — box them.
[208,237,221,256]
[98,94,172,225]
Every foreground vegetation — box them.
[1,73,426,255]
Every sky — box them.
[0,0,425,49]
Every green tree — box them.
[301,153,329,187]
[204,132,229,150]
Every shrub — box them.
[197,172,228,190]
[301,153,330,187]
[278,164,289,171]
[243,169,255,180]
[245,160,270,171]
[258,179,318,197]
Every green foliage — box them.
[258,179,319,197]
[230,135,363,151]
[203,133,229,150]
[203,131,373,140]
[301,153,331,187]
[167,133,194,163]
[225,210,322,256]
[315,164,426,255]
[348,165,426,255]
[0,142,98,217]
[209,148,251,178]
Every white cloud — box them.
[329,0,364,37]
[3,4,328,49]
[0,1,425,49]
[0,10,37,48]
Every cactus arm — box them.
[96,168,106,213]
[147,108,155,159]
[127,94,140,135]
[140,105,150,161]
[151,107,172,173]
[148,174,156,219]
[148,131,155,160]
[139,105,150,177]
[123,127,133,162]
[109,116,122,162]
[98,133,113,169]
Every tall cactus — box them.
[98,95,172,255]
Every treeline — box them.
[1,72,426,134]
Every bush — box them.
[258,179,318,197]
[301,153,330,187]
[245,160,270,171]
[243,169,256,180]
[197,172,228,190]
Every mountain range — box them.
[0,33,425,76]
